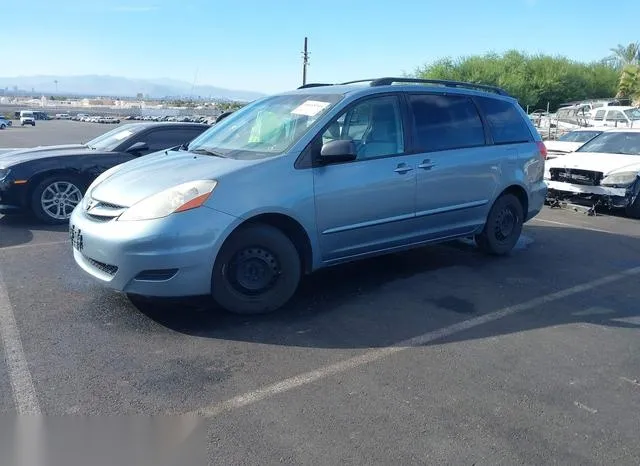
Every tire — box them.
[0,124,5,129]
[30,175,85,224]
[212,224,301,315]
[475,193,524,256]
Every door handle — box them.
[418,159,436,170]
[394,163,413,174]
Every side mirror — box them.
[318,139,357,164]
[126,141,148,154]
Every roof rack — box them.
[296,78,510,96]
[368,77,510,96]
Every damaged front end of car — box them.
[544,168,640,217]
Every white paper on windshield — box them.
[113,130,134,141]
[291,100,331,117]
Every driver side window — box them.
[320,96,404,160]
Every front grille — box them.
[96,201,123,209]
[85,256,118,276]
[84,198,127,221]
[86,213,113,222]
[549,168,603,186]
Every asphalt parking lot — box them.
[1,122,639,464]
[0,119,130,148]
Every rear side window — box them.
[475,97,532,145]
[408,94,485,152]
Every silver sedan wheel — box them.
[40,181,83,220]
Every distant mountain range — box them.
[0,75,265,101]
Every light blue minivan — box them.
[70,77,547,314]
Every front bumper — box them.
[0,182,29,213]
[544,180,634,208]
[69,206,239,297]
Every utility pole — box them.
[54,80,58,95]
[301,37,309,86]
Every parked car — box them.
[545,128,604,159]
[0,122,208,224]
[20,111,36,126]
[545,128,640,218]
[0,116,12,129]
[55,113,71,120]
[588,106,640,128]
[69,77,547,315]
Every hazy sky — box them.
[3,0,639,94]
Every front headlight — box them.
[600,171,639,188]
[0,168,10,182]
[117,180,217,222]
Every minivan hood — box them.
[90,150,259,207]
[545,152,640,175]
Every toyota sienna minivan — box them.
[69,77,547,314]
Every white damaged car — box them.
[544,128,604,160]
[544,128,640,218]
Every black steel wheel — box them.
[476,193,524,256]
[212,224,301,315]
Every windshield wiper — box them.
[189,148,227,158]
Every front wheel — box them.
[30,175,84,224]
[475,193,524,256]
[212,224,301,315]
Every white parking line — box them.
[0,269,41,414]
[531,218,616,234]
[0,240,68,252]
[195,266,640,418]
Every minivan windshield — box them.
[577,131,640,155]
[86,124,142,151]
[187,93,344,159]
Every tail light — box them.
[536,141,548,160]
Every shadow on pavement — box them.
[0,214,67,248]
[129,223,640,349]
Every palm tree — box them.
[617,65,640,100]
[608,42,640,68]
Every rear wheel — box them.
[212,224,301,315]
[475,193,524,256]
[30,175,84,224]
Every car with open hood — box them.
[545,128,640,218]
[0,122,208,223]
[68,77,547,315]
